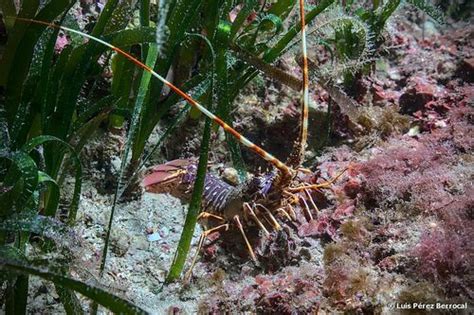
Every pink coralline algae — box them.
[359,106,472,214]
[251,269,322,314]
[412,191,474,298]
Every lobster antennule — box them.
[10,17,293,178]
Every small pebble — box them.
[147,232,162,242]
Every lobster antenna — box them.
[287,0,309,168]
[298,0,310,159]
[10,17,293,177]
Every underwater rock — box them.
[457,57,474,83]
[298,216,337,239]
[399,77,436,114]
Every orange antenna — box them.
[11,17,293,178]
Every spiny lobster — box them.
[13,0,347,281]
[140,1,347,280]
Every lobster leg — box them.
[300,196,314,222]
[233,215,257,262]
[304,189,319,213]
[289,166,349,192]
[184,223,229,282]
[283,190,300,204]
[197,212,226,222]
[287,204,297,221]
[256,204,281,231]
[276,208,293,221]
[244,203,270,236]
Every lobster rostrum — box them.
[14,0,346,281]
